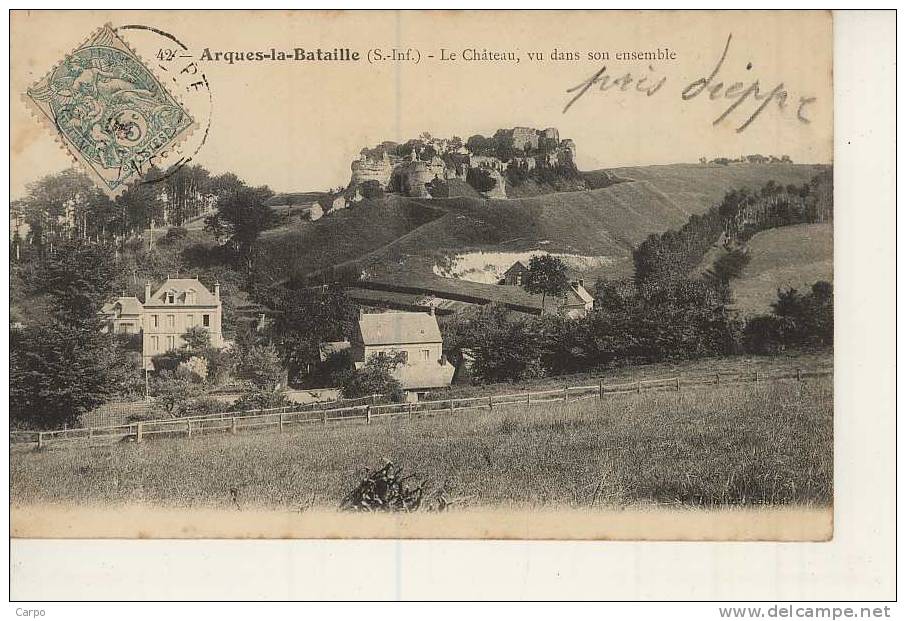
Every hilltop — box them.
[262,162,831,289]
[600,163,828,215]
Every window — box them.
[119,324,130,334]
[150,336,159,352]
[186,290,196,304]
[166,292,175,304]
[168,314,175,328]
[186,315,195,328]
[151,315,158,328]
[202,314,210,327]
[422,349,431,361]
[167,336,175,350]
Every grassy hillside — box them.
[603,163,828,216]
[259,196,444,284]
[12,370,832,510]
[730,223,834,317]
[268,162,830,287]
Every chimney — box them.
[144,282,152,303]
[214,282,220,300]
[358,308,364,320]
[429,305,435,316]
[578,279,584,288]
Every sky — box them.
[11,10,832,199]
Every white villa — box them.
[101,276,224,369]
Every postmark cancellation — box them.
[25,24,196,196]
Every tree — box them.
[11,321,130,429]
[235,341,285,391]
[340,351,405,402]
[150,370,203,418]
[466,167,497,193]
[182,326,211,351]
[204,182,275,270]
[466,134,489,154]
[260,285,358,382]
[29,239,118,324]
[522,254,570,314]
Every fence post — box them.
[37,432,44,450]
[230,418,237,435]
[187,421,192,438]
[598,380,604,400]
[797,368,802,382]
[88,428,94,441]
[527,393,531,406]
[449,399,454,415]
[675,377,680,391]
[279,412,285,433]
[489,395,494,411]
[366,405,372,424]
[716,372,720,386]
[322,410,328,425]
[564,387,569,403]
[408,402,413,418]
[755,370,759,384]
[136,422,144,443]
[636,381,642,394]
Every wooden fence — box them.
[10,367,831,451]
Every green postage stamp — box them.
[25,24,195,196]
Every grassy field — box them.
[426,349,832,401]
[605,163,829,215]
[11,372,832,511]
[731,223,833,316]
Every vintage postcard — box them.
[10,10,835,542]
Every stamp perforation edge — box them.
[21,22,200,198]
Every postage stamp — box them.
[25,24,196,196]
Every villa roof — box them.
[101,296,143,316]
[357,311,442,346]
[147,277,217,306]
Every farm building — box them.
[351,309,455,392]
[499,261,529,286]
[561,280,595,319]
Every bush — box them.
[359,180,384,200]
[742,315,788,354]
[341,352,405,402]
[230,388,293,412]
[466,167,497,193]
[426,178,449,198]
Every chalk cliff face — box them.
[347,127,579,200]
[350,153,395,188]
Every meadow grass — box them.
[11,376,832,511]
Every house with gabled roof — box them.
[500,261,529,286]
[100,276,224,370]
[561,280,595,319]
[350,309,455,392]
[100,296,144,335]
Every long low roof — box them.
[358,311,442,345]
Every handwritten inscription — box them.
[563,34,816,133]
